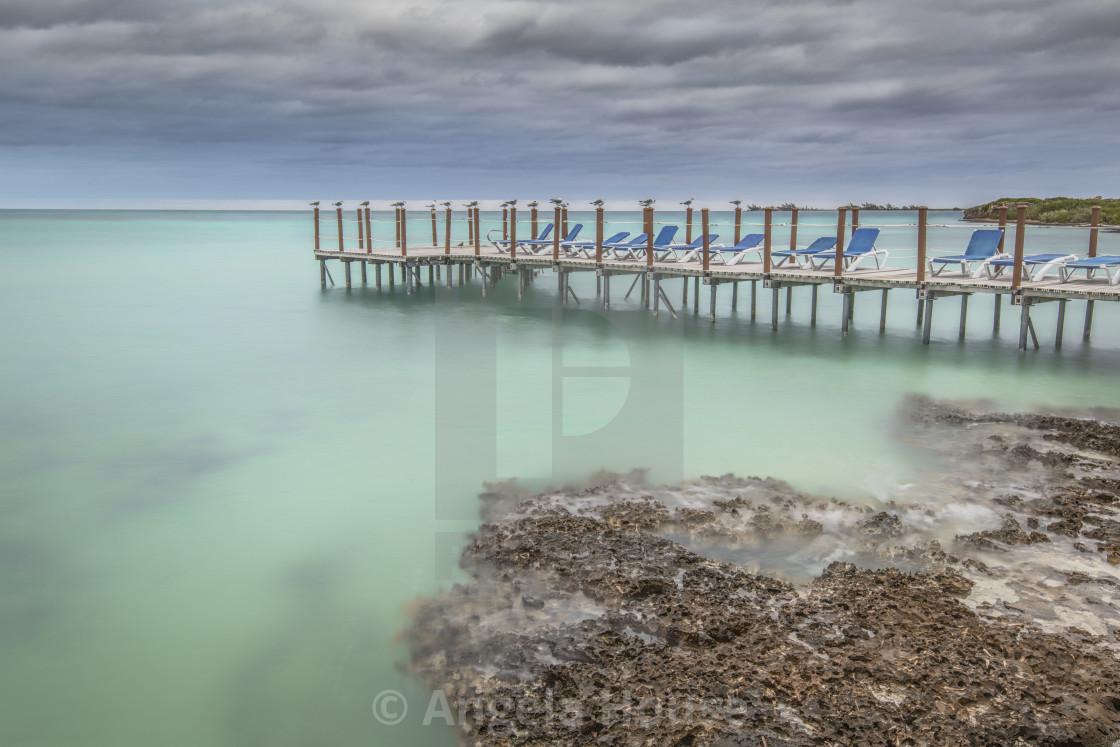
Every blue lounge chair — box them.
[520,224,583,255]
[492,223,552,254]
[656,234,720,263]
[809,228,885,271]
[927,229,1006,277]
[613,226,679,260]
[771,236,837,268]
[603,233,649,259]
[983,253,1078,281]
[562,231,631,259]
[680,234,764,265]
[1060,255,1120,285]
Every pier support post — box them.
[320,260,326,288]
[922,296,934,344]
[406,264,413,295]
[428,265,434,286]
[344,261,351,289]
[709,282,717,323]
[693,278,700,314]
[683,277,688,306]
[1056,300,1067,348]
[1018,301,1030,351]
[446,262,452,289]
[916,295,923,327]
[376,262,382,290]
[785,286,792,315]
[654,276,661,316]
[751,281,757,320]
[810,285,818,326]
[389,262,395,288]
[841,291,851,337]
[879,290,888,332]
[993,294,1001,334]
[604,273,611,309]
[771,286,780,330]
[361,261,367,284]
[1084,301,1095,340]
[959,295,968,340]
[732,282,738,311]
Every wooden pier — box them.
[311,202,1117,351]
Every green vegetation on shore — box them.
[964,197,1118,225]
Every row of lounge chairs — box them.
[490,224,1119,284]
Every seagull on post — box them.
[527,200,539,208]
[638,198,655,208]
[680,197,694,207]
[391,201,405,208]
[333,201,343,207]
[309,201,320,207]
[590,199,605,207]
[548,198,564,207]
[729,199,742,207]
[359,201,370,207]
[441,201,452,208]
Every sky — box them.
[1,0,1118,209]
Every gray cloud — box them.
[1,0,1118,206]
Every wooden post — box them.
[810,285,818,325]
[430,205,438,246]
[336,205,344,253]
[399,208,408,257]
[320,259,326,287]
[645,207,654,268]
[509,206,517,261]
[922,296,934,344]
[997,205,1008,253]
[344,261,351,288]
[734,205,742,244]
[444,206,452,254]
[357,208,364,250]
[685,206,693,244]
[1056,300,1067,347]
[789,207,799,255]
[1011,203,1027,291]
[562,208,569,239]
[701,208,710,272]
[916,206,928,283]
[552,206,562,262]
[763,207,773,274]
[851,207,860,237]
[833,208,847,278]
[595,207,604,264]
[531,206,538,241]
[467,209,474,247]
[1086,205,1101,340]
[993,295,1001,334]
[364,207,372,254]
[959,296,968,340]
[879,290,888,331]
[313,207,320,253]
[473,207,481,256]
[1089,205,1101,257]
[502,207,508,241]
[395,207,401,248]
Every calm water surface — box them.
[1,209,1118,745]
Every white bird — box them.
[549,198,564,206]
[680,197,694,207]
[391,201,405,208]
[590,199,605,207]
[527,200,539,208]
[426,201,436,209]
[333,201,343,207]
[638,198,655,208]
[506,199,517,206]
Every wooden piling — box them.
[319,259,326,287]
[879,290,888,331]
[1086,205,1101,339]
[771,286,779,330]
[734,205,742,244]
[364,207,372,254]
[701,208,710,272]
[789,208,799,255]
[553,206,562,262]
[510,206,517,261]
[357,208,364,250]
[466,209,474,247]
[502,207,508,241]
[1018,300,1031,351]
[922,295,934,344]
[751,280,757,320]
[644,207,654,268]
[444,206,452,254]
[1011,204,1027,291]
[361,261,367,284]
[376,262,382,289]
[993,295,1001,334]
[851,207,860,236]
[732,282,738,311]
[685,206,693,244]
[694,277,699,314]
[841,291,851,336]
[1056,300,1067,347]
[959,296,968,340]
[785,286,792,315]
[763,208,773,274]
[833,208,847,278]
[810,286,818,325]
[344,261,351,288]
[562,207,569,239]
[430,205,438,246]
[473,207,481,256]
[916,207,928,283]
[395,207,401,248]
[595,207,604,265]
[400,207,408,257]
[710,281,717,322]
[531,206,538,243]
[313,207,320,254]
[389,261,395,287]
[336,206,344,253]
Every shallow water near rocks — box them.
[2,210,1120,745]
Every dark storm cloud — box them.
[1,0,1118,204]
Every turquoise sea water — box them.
[2,209,1119,745]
